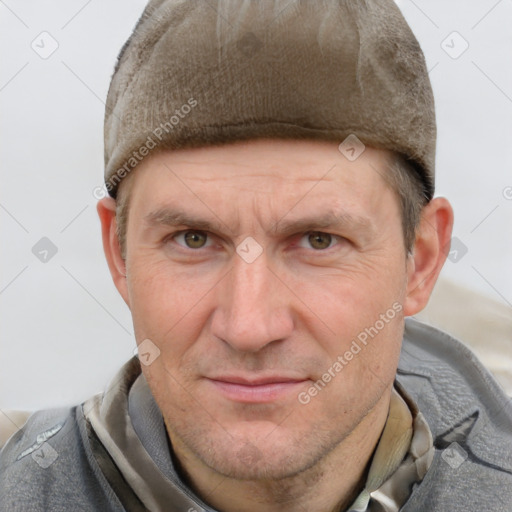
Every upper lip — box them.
[207,375,307,386]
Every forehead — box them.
[121,139,397,227]
[126,138,391,188]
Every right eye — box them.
[173,230,212,249]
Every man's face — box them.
[122,139,410,480]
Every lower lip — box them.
[206,379,307,403]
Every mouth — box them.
[205,375,308,403]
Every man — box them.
[1,1,511,511]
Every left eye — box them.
[298,232,338,250]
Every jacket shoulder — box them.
[399,318,512,511]
[0,405,122,512]
[399,317,512,438]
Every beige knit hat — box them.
[104,0,436,199]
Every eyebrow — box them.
[144,208,230,233]
[273,211,374,238]
[143,207,375,239]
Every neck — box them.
[168,389,392,512]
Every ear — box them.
[97,197,130,308]
[403,197,454,316]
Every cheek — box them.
[290,257,406,401]
[290,258,406,340]
[126,259,216,350]
[298,310,404,430]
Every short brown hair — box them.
[115,152,428,260]
[380,153,430,253]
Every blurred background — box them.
[1,0,511,413]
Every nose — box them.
[210,253,294,353]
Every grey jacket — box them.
[1,318,511,511]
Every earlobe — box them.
[97,197,131,308]
[403,197,454,316]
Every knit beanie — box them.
[104,0,436,199]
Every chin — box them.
[170,418,345,482]
[202,441,309,481]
